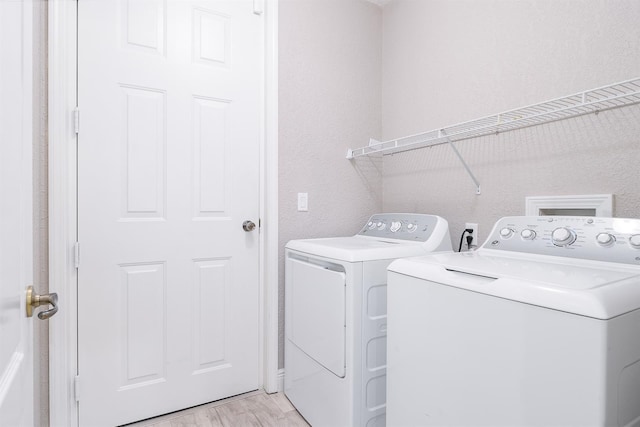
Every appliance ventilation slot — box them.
[346,77,640,195]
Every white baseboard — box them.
[278,368,284,392]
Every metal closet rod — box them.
[346,77,640,195]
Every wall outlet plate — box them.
[465,222,478,249]
[297,193,308,212]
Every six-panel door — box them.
[77,1,262,425]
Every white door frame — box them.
[48,1,279,425]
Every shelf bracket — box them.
[441,130,481,195]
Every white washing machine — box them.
[284,213,452,427]
[387,216,640,427]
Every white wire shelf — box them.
[347,77,640,160]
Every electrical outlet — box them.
[465,222,478,249]
[297,193,308,212]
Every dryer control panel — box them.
[358,213,444,242]
[483,216,640,265]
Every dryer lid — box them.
[389,252,640,319]
[286,236,434,262]
[285,213,452,262]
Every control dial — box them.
[629,234,640,249]
[367,221,376,230]
[551,227,577,247]
[499,228,515,239]
[389,221,402,233]
[407,223,417,233]
[595,233,615,247]
[520,229,536,240]
[377,222,386,230]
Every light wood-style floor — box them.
[126,390,309,427]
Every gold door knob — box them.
[26,286,59,320]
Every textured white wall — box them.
[279,0,383,367]
[381,0,640,247]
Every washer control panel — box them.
[483,216,640,265]
[358,213,441,242]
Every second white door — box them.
[77,1,262,425]
[0,1,34,424]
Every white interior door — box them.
[77,1,262,425]
[0,0,34,425]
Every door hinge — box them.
[253,0,264,15]
[74,242,80,269]
[74,107,80,134]
[74,375,80,401]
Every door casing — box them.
[47,1,279,425]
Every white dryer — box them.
[387,216,640,427]
[285,213,452,427]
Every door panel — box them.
[0,1,34,425]
[78,1,262,425]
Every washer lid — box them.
[388,252,640,319]
[286,236,433,262]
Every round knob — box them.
[407,223,417,232]
[367,221,376,229]
[629,234,640,249]
[377,222,386,230]
[520,229,536,240]
[242,220,256,232]
[552,227,577,247]
[499,228,514,239]
[596,233,615,247]
[390,221,402,233]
